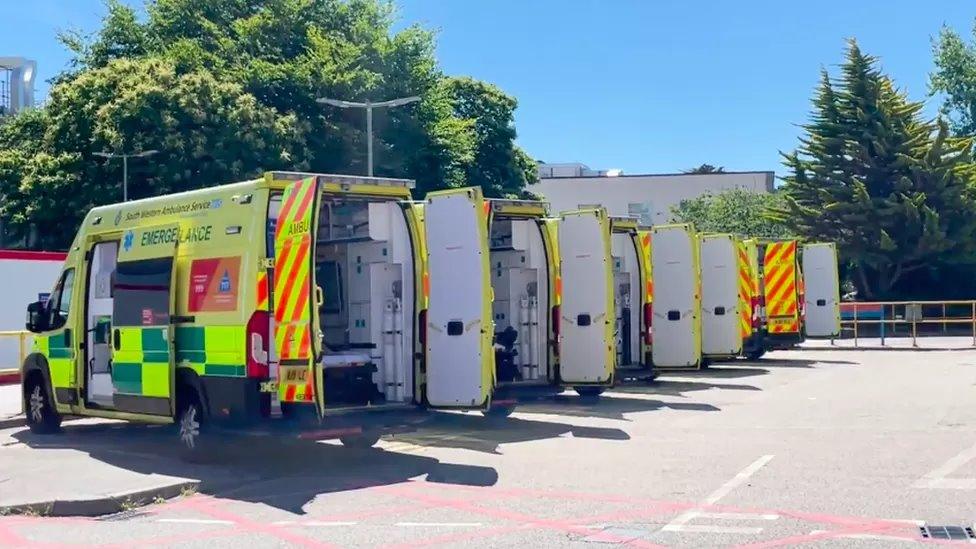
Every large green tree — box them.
[931,22,976,135]
[1,0,534,248]
[670,188,792,239]
[776,40,976,299]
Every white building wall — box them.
[0,252,65,369]
[531,172,774,226]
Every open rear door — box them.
[802,243,840,337]
[111,223,178,416]
[651,224,701,367]
[700,234,742,356]
[557,209,614,384]
[424,188,493,408]
[273,176,324,415]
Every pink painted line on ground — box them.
[184,498,341,549]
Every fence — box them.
[836,300,976,348]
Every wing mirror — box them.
[26,301,49,333]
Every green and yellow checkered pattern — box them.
[175,325,247,378]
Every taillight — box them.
[643,302,653,344]
[551,305,560,357]
[246,310,270,378]
[418,308,428,346]
[751,296,760,328]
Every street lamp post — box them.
[94,150,159,201]
[316,96,421,176]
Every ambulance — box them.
[609,217,653,373]
[20,172,491,450]
[740,238,766,359]
[756,239,806,351]
[800,242,841,338]
[699,233,750,361]
[650,223,702,369]
[423,188,615,412]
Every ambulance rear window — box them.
[266,192,282,258]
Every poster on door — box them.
[188,256,241,312]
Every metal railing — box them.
[837,300,976,348]
[0,330,29,378]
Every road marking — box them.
[156,518,234,525]
[662,454,775,534]
[273,521,358,527]
[696,512,779,521]
[809,529,917,543]
[913,441,976,489]
[666,525,764,534]
[395,522,483,527]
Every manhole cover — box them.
[919,525,975,541]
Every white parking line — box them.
[395,522,483,527]
[696,512,779,521]
[666,525,764,534]
[156,518,234,525]
[272,520,359,527]
[809,529,917,543]
[913,441,976,490]
[661,454,775,534]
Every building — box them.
[0,57,37,118]
[532,162,774,226]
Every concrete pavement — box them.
[0,349,974,547]
[0,384,23,428]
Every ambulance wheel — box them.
[745,348,766,361]
[176,392,207,458]
[574,386,605,398]
[25,374,61,434]
[699,358,712,369]
[339,432,381,449]
[482,404,515,419]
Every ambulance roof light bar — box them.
[268,171,415,189]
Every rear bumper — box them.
[762,330,804,350]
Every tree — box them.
[0,0,535,248]
[931,23,976,135]
[682,163,726,174]
[670,188,792,239]
[776,40,976,299]
[443,77,538,197]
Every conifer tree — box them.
[776,40,976,299]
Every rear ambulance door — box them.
[557,209,614,384]
[700,234,742,356]
[638,230,653,366]
[543,218,561,378]
[736,240,755,342]
[651,224,701,367]
[801,243,841,337]
[111,224,178,416]
[424,188,493,408]
[763,241,801,335]
[273,177,324,415]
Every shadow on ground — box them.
[10,403,637,515]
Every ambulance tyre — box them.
[339,432,381,449]
[574,386,605,398]
[25,373,62,434]
[176,390,207,458]
[482,404,515,419]
[746,348,766,361]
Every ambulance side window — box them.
[48,268,75,329]
[266,192,283,258]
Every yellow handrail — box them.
[0,330,29,376]
[838,300,976,347]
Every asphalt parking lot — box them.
[1,348,975,547]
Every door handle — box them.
[113,329,121,351]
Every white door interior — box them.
[802,243,840,337]
[558,211,613,383]
[701,235,741,355]
[651,226,698,367]
[85,240,118,406]
[424,190,491,407]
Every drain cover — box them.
[919,525,975,541]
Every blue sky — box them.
[3,1,975,175]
